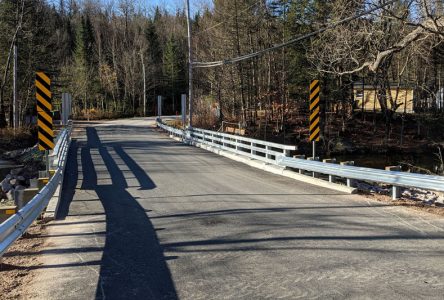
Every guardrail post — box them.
[292,155,305,173]
[385,166,403,200]
[235,137,238,153]
[307,157,319,177]
[266,146,271,160]
[340,161,356,187]
[323,158,337,183]
[251,142,256,157]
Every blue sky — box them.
[49,0,212,14]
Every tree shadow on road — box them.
[67,127,178,300]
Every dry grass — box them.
[74,109,131,120]
[0,127,36,153]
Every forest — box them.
[0,0,444,161]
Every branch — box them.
[319,17,444,76]
[0,0,25,91]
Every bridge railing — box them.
[0,125,72,257]
[157,120,444,199]
[156,120,296,164]
[277,156,444,198]
[157,120,185,138]
[190,127,296,164]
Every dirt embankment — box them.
[0,223,47,299]
[0,128,37,154]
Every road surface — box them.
[18,118,444,299]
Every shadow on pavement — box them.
[58,127,178,300]
[56,140,79,219]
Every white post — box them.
[13,44,18,129]
[157,96,162,119]
[185,0,193,127]
[62,93,67,126]
[312,141,316,159]
[141,53,146,117]
[68,94,72,121]
[181,94,186,127]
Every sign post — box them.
[157,95,162,120]
[181,94,186,128]
[62,93,72,126]
[309,80,320,158]
[36,71,54,175]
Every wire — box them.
[194,0,263,36]
[192,0,397,68]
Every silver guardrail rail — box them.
[157,120,444,198]
[157,120,185,138]
[157,120,296,164]
[0,125,72,257]
[277,156,444,197]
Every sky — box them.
[48,0,213,15]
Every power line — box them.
[193,0,397,68]
[194,0,263,36]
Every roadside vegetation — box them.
[0,0,443,172]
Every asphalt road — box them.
[21,118,444,299]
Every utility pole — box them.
[185,0,193,127]
[141,52,146,117]
[13,43,18,129]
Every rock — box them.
[6,189,14,201]
[29,178,38,188]
[1,179,12,193]
[9,178,17,186]
[10,168,23,176]
[5,174,12,181]
[14,185,25,191]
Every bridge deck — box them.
[24,118,444,299]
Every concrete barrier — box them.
[14,188,39,209]
[0,206,17,224]
[38,177,49,190]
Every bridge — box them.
[3,118,440,299]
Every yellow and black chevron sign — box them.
[36,71,54,150]
[309,80,321,142]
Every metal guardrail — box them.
[157,120,185,138]
[277,156,444,194]
[157,120,444,198]
[0,126,72,257]
[157,120,296,164]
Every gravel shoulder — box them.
[0,223,47,299]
